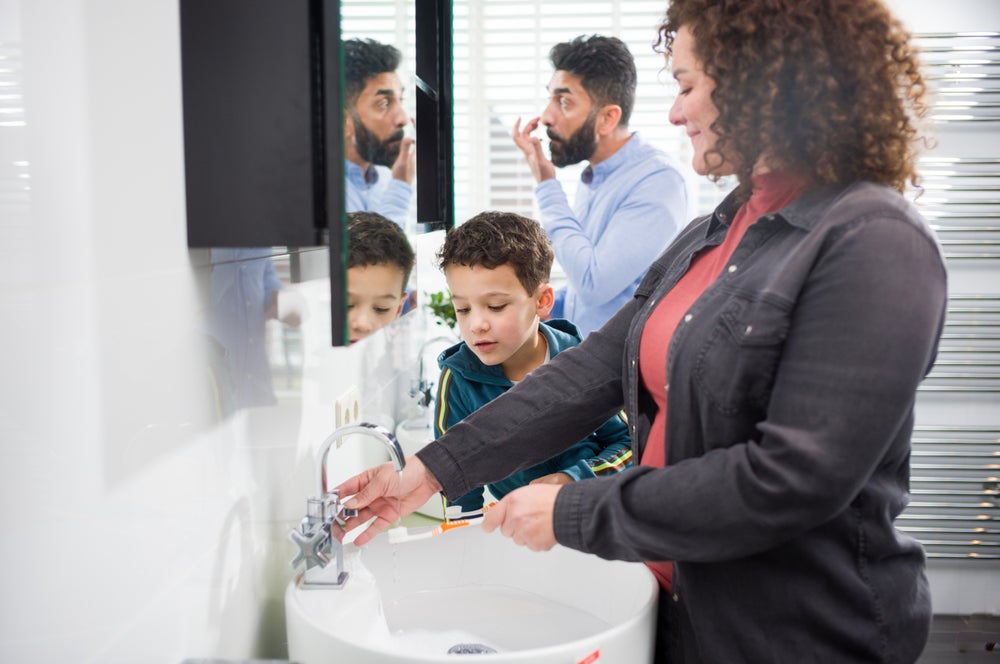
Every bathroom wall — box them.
[0,1,997,663]
[0,1,428,661]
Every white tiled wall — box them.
[0,1,998,662]
[0,1,425,661]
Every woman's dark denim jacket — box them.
[418,181,948,663]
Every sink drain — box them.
[447,643,498,655]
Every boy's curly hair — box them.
[437,211,553,295]
[347,212,415,286]
[657,0,929,199]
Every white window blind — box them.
[341,1,415,65]
[341,0,731,228]
[452,0,731,223]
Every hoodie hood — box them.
[436,318,582,387]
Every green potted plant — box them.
[424,289,457,331]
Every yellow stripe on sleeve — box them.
[435,368,454,434]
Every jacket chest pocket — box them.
[692,296,791,415]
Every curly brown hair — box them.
[657,0,929,198]
[347,211,415,285]
[437,211,553,295]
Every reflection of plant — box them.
[424,290,456,330]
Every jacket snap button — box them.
[745,325,753,335]
[684,314,693,322]
[727,264,737,273]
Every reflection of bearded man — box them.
[351,110,405,168]
[547,110,599,168]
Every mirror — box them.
[182,1,453,355]
[341,0,454,234]
[182,1,453,416]
[341,0,454,338]
[339,8,419,341]
[202,249,310,413]
[180,0,346,352]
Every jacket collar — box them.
[707,181,854,235]
[437,318,582,384]
[580,132,642,187]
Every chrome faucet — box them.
[289,422,406,589]
[409,335,457,409]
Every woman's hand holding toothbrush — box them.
[482,483,560,552]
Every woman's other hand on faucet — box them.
[334,456,442,546]
[482,484,560,552]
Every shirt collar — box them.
[706,188,742,235]
[775,182,848,230]
[345,160,379,186]
[579,132,640,187]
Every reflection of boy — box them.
[433,211,631,513]
[346,212,415,344]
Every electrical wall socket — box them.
[334,385,361,442]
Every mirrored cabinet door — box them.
[180,0,453,347]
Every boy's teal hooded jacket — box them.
[433,318,632,512]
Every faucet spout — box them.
[290,422,406,590]
[316,422,406,497]
[410,335,457,408]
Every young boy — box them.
[433,211,631,514]
[346,211,415,344]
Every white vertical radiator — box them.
[903,33,1000,565]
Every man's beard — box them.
[352,113,404,168]
[547,111,599,167]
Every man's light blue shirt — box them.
[535,132,688,336]
[344,159,413,229]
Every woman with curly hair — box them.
[336,1,947,661]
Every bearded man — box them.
[513,35,689,336]
[344,38,415,229]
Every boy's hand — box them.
[529,472,572,486]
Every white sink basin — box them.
[286,525,657,663]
